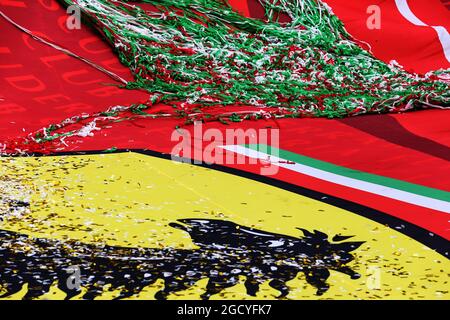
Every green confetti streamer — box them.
[55,0,448,120]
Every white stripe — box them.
[219,145,450,213]
[395,0,450,62]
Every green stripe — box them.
[246,144,450,202]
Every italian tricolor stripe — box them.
[220,144,450,213]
